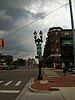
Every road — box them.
[0,66,35,100]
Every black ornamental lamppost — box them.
[33,31,43,80]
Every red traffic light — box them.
[0,39,5,48]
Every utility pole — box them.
[69,0,75,65]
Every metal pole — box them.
[69,0,75,65]
[37,42,43,80]
[33,31,43,80]
[37,55,43,80]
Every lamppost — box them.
[33,31,43,80]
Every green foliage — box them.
[14,59,26,66]
[4,55,13,65]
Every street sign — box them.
[36,43,42,55]
[62,40,73,45]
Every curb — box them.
[15,78,33,100]
[28,78,60,93]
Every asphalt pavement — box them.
[0,67,35,100]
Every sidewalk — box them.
[15,68,75,100]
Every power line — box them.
[2,3,69,39]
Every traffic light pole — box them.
[33,31,43,80]
[37,55,43,80]
[36,41,43,80]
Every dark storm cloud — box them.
[0,0,71,59]
[0,0,30,30]
[0,0,31,9]
[0,0,46,31]
[6,8,30,19]
[0,12,13,30]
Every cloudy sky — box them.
[0,0,75,59]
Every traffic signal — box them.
[2,39,4,48]
[0,39,5,48]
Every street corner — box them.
[28,77,60,93]
[28,78,42,93]
[28,71,75,93]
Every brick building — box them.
[43,27,74,68]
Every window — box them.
[56,48,59,51]
[52,49,54,51]
[65,32,69,36]
[56,40,58,43]
[56,32,58,35]
[51,39,53,42]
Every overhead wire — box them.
[2,3,69,39]
[56,0,69,9]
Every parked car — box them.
[0,64,5,70]
[70,67,75,73]
[5,65,11,70]
[68,65,75,72]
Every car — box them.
[0,64,5,70]
[68,65,75,73]
[5,65,11,70]
[71,67,75,73]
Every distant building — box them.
[43,27,74,68]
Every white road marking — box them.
[0,81,3,84]
[15,81,22,86]
[0,90,20,93]
[4,81,12,86]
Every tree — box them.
[0,53,5,63]
[15,59,26,67]
[4,55,13,65]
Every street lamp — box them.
[33,31,43,80]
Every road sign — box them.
[36,43,42,55]
[62,40,73,45]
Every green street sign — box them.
[62,40,73,45]
[36,43,42,55]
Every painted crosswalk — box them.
[0,90,20,93]
[4,81,12,86]
[0,80,22,87]
[15,81,22,86]
[0,81,3,84]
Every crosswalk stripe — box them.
[0,81,3,84]
[15,81,22,86]
[4,81,12,86]
[0,90,20,93]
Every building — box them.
[43,27,74,68]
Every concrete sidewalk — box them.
[15,79,75,100]
[44,69,60,77]
[15,69,75,100]
[16,91,64,100]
